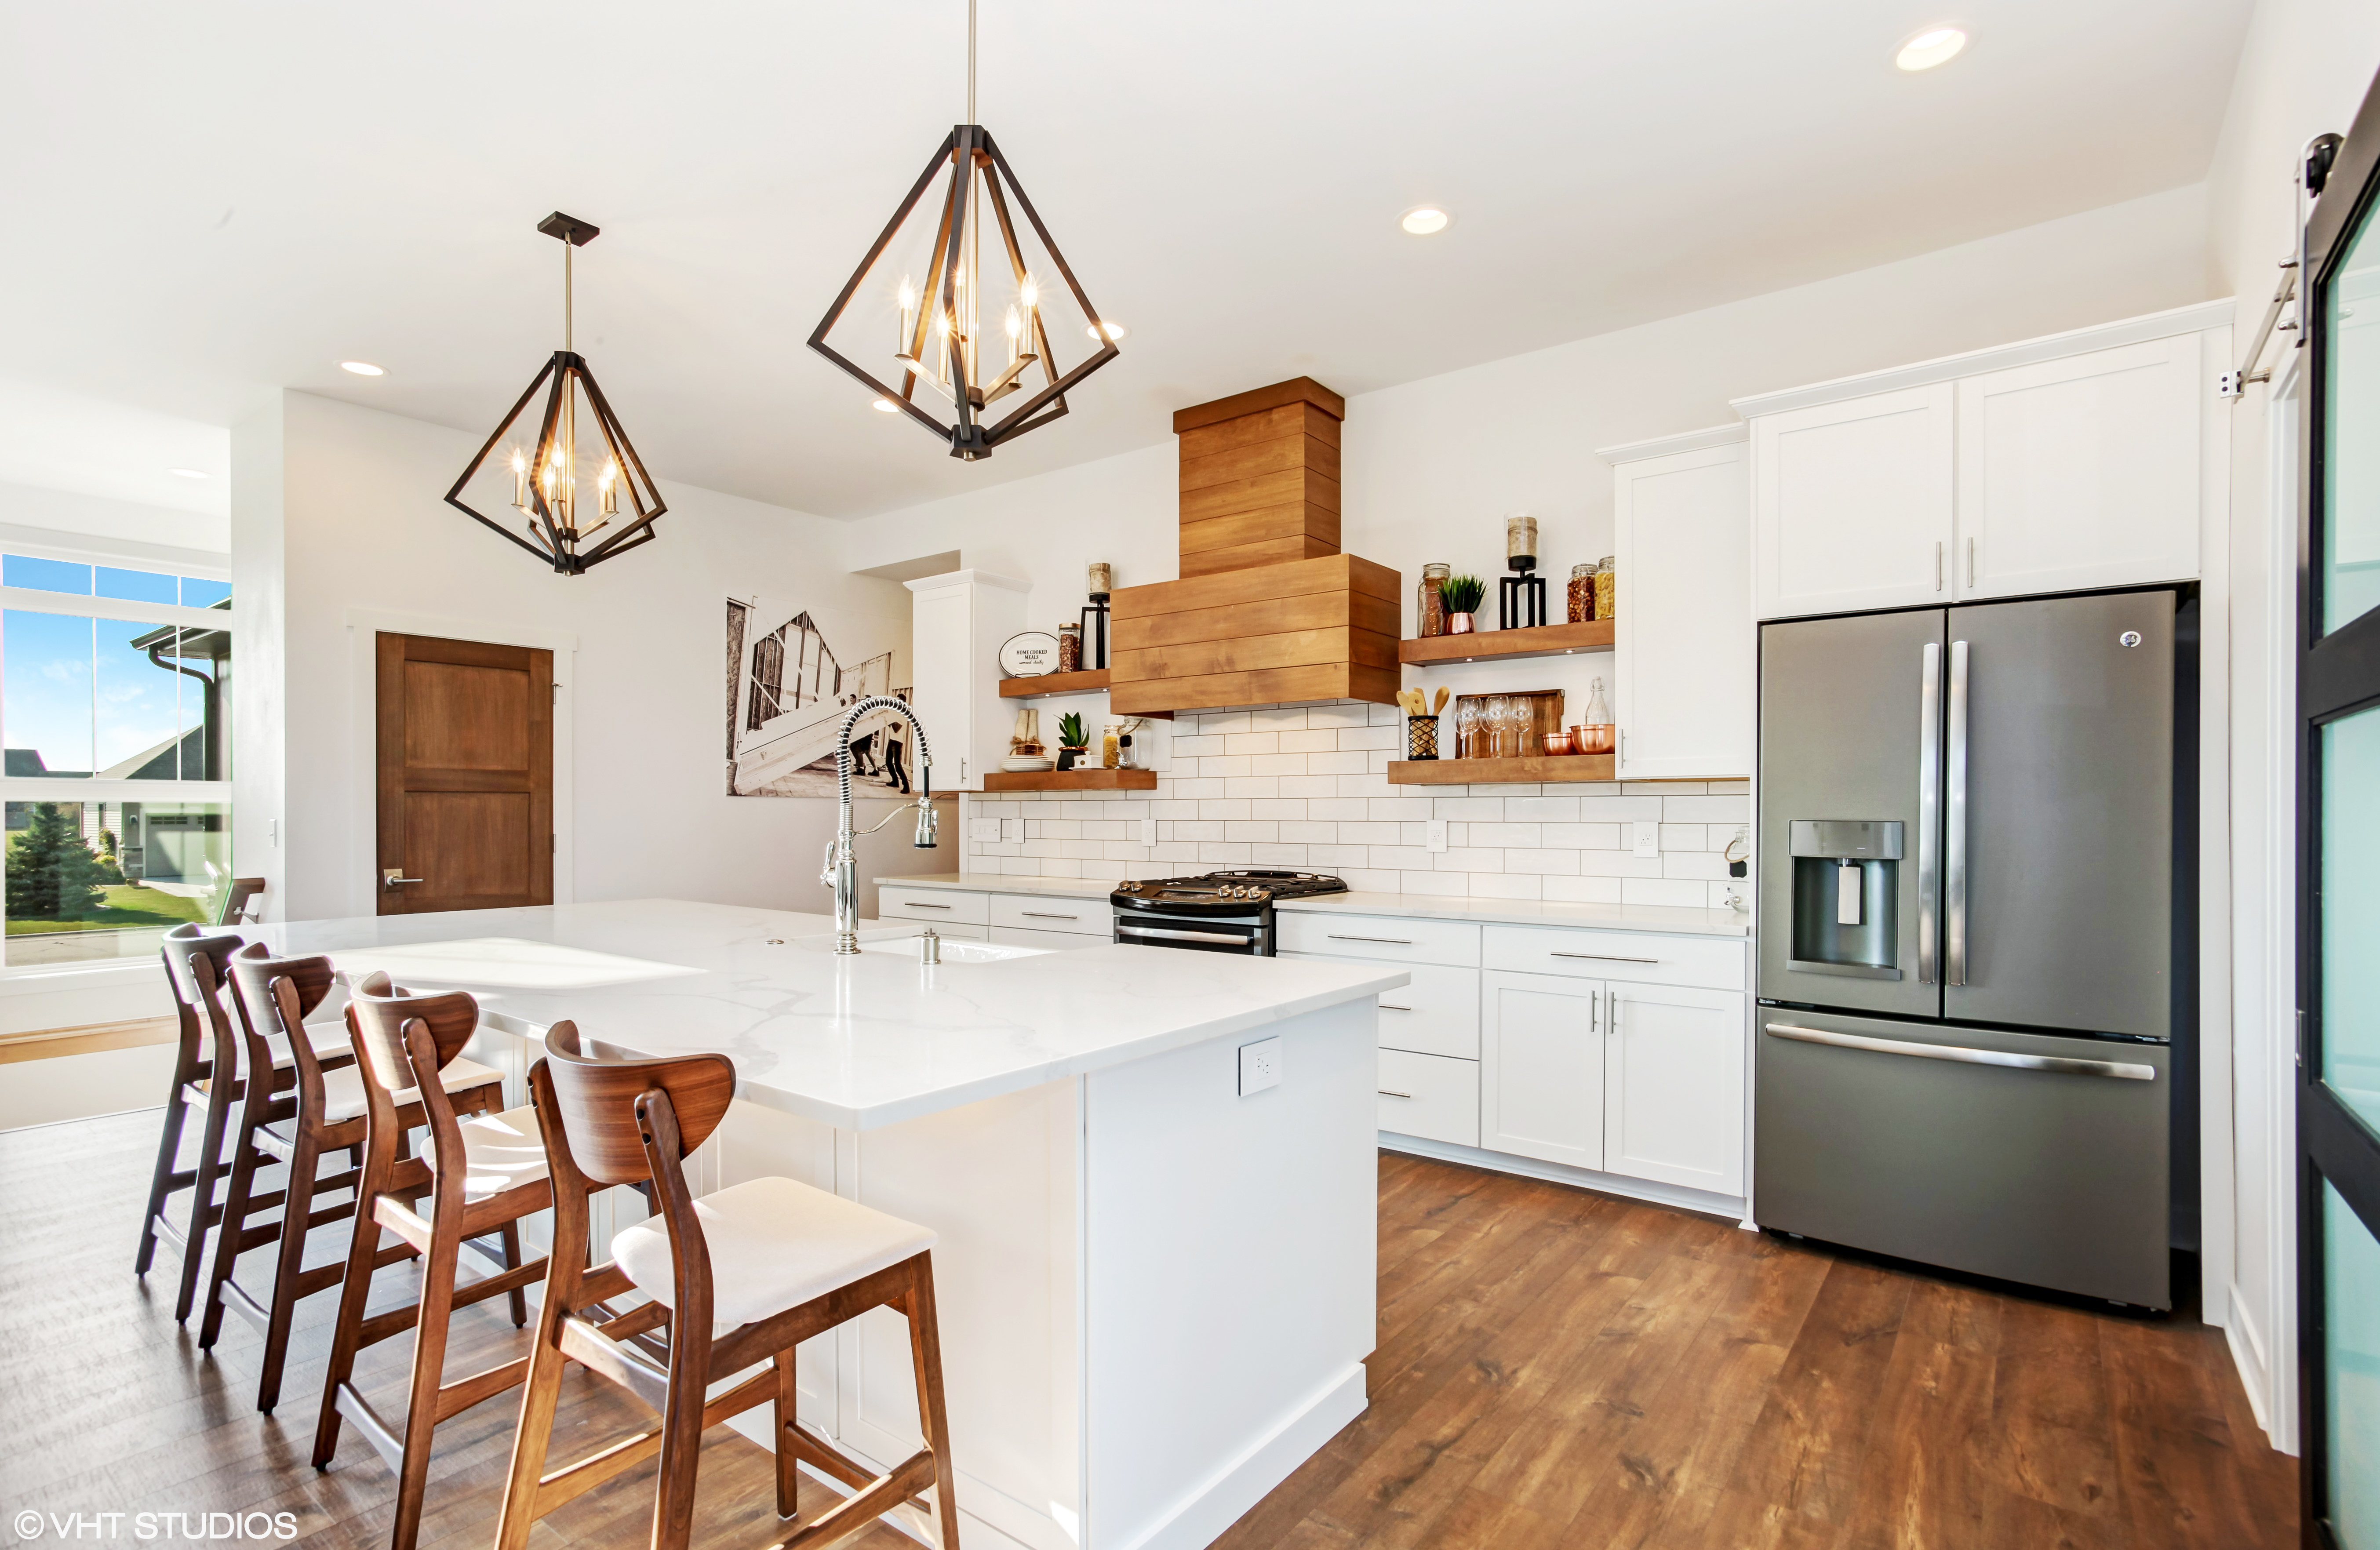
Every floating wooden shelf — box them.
[1387,755,1617,786]
[980,768,1159,792]
[1000,669,1112,698]
[1399,619,1614,666]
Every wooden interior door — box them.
[376,633,552,915]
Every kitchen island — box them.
[261,899,1405,1550]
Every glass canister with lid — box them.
[1593,555,1617,622]
[1417,562,1451,637]
[1568,562,1598,624]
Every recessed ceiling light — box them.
[167,468,208,480]
[1400,206,1451,236]
[1087,320,1128,342]
[340,360,386,376]
[872,398,901,412]
[1895,26,1967,70]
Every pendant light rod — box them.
[564,238,572,352]
[967,0,976,124]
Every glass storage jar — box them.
[1417,562,1450,637]
[1593,555,1617,622]
[1568,562,1597,624]
[1057,622,1082,673]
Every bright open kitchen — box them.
[0,5,2375,1550]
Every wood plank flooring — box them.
[2,1113,2293,1550]
[1212,1151,2298,1550]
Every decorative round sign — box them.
[999,631,1063,677]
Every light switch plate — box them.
[1426,819,1448,853]
[971,818,1003,843]
[1238,1037,1282,1095]
[1141,816,1158,846]
[1007,817,1026,843]
[1632,820,1660,858]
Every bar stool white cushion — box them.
[319,1057,505,1124]
[421,1105,551,1202]
[612,1176,937,1329]
[265,1022,357,1069]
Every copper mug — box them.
[1540,731,1577,757]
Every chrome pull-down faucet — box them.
[820,696,939,955]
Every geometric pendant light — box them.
[445,212,667,574]
[808,0,1119,461]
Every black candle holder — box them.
[1078,592,1110,669]
[1498,561,1547,630]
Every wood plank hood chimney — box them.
[1108,378,1401,716]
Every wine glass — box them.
[1456,699,1481,759]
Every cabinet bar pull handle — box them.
[1329,934,1413,945]
[1917,640,1940,985]
[902,901,952,909]
[1591,990,1599,1033]
[1378,1090,1414,1099]
[1551,950,1657,964]
[1379,1004,1414,1012]
[1763,1021,2153,1080]
[1936,540,1944,591]
[1021,911,1078,920]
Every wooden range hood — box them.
[1109,378,1401,715]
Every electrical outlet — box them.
[1141,816,1157,846]
[1238,1037,1282,1095]
[1426,819,1448,853]
[971,818,1003,843]
[1007,816,1026,843]
[1632,820,1660,858]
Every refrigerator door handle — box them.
[1763,1021,2156,1081]
[1917,641,1940,984]
[1946,639,1970,986]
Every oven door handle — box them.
[1117,924,1259,946]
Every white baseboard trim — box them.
[2223,1289,2295,1454]
[1379,1133,1748,1223]
[1123,1361,1368,1550]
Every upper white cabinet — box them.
[1601,429,1754,779]
[1955,334,2203,598]
[1750,382,1956,619]
[905,569,1028,792]
[1736,302,2231,621]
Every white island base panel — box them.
[704,996,1377,1550]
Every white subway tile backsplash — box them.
[960,699,1743,909]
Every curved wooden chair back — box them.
[226,946,339,1095]
[345,975,480,1099]
[161,925,245,1069]
[537,1028,734,1189]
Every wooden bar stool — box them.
[200,946,506,1412]
[495,1025,960,1550]
[313,974,551,1550]
[134,924,351,1321]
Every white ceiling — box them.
[0,1,2251,520]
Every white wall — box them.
[2202,0,2380,1453]
[232,391,953,930]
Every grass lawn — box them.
[5,883,215,935]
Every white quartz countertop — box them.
[258,899,1405,1131]
[874,874,1749,937]
[1274,891,1750,937]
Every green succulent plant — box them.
[1440,573,1487,615]
[1058,711,1088,747]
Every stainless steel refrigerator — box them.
[1754,590,2189,1309]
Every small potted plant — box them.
[1056,710,1090,770]
[1440,573,1487,634]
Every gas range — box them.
[1110,870,1348,954]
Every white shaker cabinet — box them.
[1750,383,1955,620]
[905,569,1028,792]
[1480,971,1606,1168]
[1600,428,1754,779]
[1954,333,2204,599]
[1602,982,1746,1195]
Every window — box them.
[0,548,233,967]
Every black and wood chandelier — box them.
[446,212,666,575]
[809,0,1118,461]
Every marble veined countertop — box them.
[874,873,1749,938]
[259,899,1404,1131]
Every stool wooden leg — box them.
[905,1255,961,1550]
[497,1218,528,1328]
[251,1125,324,1412]
[175,1078,237,1323]
[651,1326,714,1550]
[388,1228,461,1550]
[135,1088,193,1275]
[197,1089,273,1350]
[772,1349,799,1519]
[313,1161,395,1468]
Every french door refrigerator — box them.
[1754,589,2188,1309]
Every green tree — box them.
[7,803,112,921]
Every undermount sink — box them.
[856,934,1050,963]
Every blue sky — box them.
[4,612,197,775]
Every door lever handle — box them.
[382,867,424,891]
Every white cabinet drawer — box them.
[878,887,989,926]
[1285,953,1478,1059]
[990,894,1108,936]
[1376,1050,1478,1147]
[989,924,1103,952]
[1277,912,1481,966]
[1482,925,1744,990]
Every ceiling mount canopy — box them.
[808,0,1119,461]
[444,211,666,575]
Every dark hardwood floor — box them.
[2,1112,2294,1550]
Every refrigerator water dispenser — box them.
[1787,820,1903,978]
